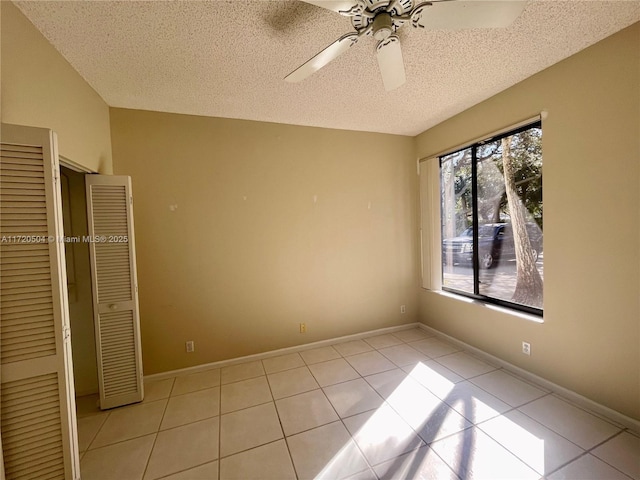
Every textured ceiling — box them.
[14,0,640,136]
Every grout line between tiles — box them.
[154,459,217,480]
[140,395,171,480]
[546,392,628,430]
[512,395,628,466]
[220,372,265,386]
[466,366,551,400]
[220,397,273,416]
[316,371,379,477]
[586,430,633,479]
[217,437,288,461]
[261,368,298,479]
[543,448,635,480]
[583,429,634,459]
[79,408,110,454]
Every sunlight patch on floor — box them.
[315,361,544,479]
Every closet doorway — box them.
[60,166,99,403]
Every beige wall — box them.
[0,1,112,173]
[416,23,640,420]
[110,109,418,374]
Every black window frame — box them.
[439,121,543,316]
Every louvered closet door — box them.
[85,175,143,410]
[0,124,79,480]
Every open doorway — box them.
[59,163,145,416]
[59,166,100,411]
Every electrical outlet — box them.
[400,305,406,314]
[522,341,531,356]
[186,340,195,353]
[299,323,306,334]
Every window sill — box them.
[422,288,544,324]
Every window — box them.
[440,121,543,314]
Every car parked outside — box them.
[442,223,542,269]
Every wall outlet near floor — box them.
[400,305,406,314]
[299,323,306,334]
[522,341,531,356]
[185,340,195,353]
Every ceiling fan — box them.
[284,0,526,91]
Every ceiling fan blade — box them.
[299,0,363,16]
[376,34,406,91]
[285,32,359,83]
[412,1,526,30]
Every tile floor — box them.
[76,329,640,480]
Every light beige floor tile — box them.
[470,370,547,407]
[161,387,220,430]
[435,352,497,379]
[323,379,384,418]
[403,360,462,398]
[287,421,370,479]
[80,434,155,480]
[78,412,109,452]
[172,369,221,396]
[333,340,374,357]
[443,381,511,424]
[519,395,621,449]
[548,454,631,480]
[430,427,539,479]
[378,344,430,367]
[392,328,432,343]
[221,376,271,413]
[144,417,219,480]
[373,445,458,480]
[300,346,341,365]
[161,461,219,480]
[345,351,397,376]
[591,431,640,479]
[343,404,425,466]
[220,440,296,480]
[308,358,360,387]
[364,334,403,350]
[144,378,175,402]
[409,338,460,358]
[275,389,339,435]
[478,410,584,475]
[262,353,304,374]
[363,368,408,399]
[219,402,283,457]
[385,375,471,443]
[91,399,167,448]
[76,393,101,417]
[221,361,265,384]
[267,366,319,399]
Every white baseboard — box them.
[417,324,640,434]
[144,322,420,382]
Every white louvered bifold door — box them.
[0,124,79,480]
[85,175,143,410]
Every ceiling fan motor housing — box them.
[373,12,393,40]
[351,0,414,32]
